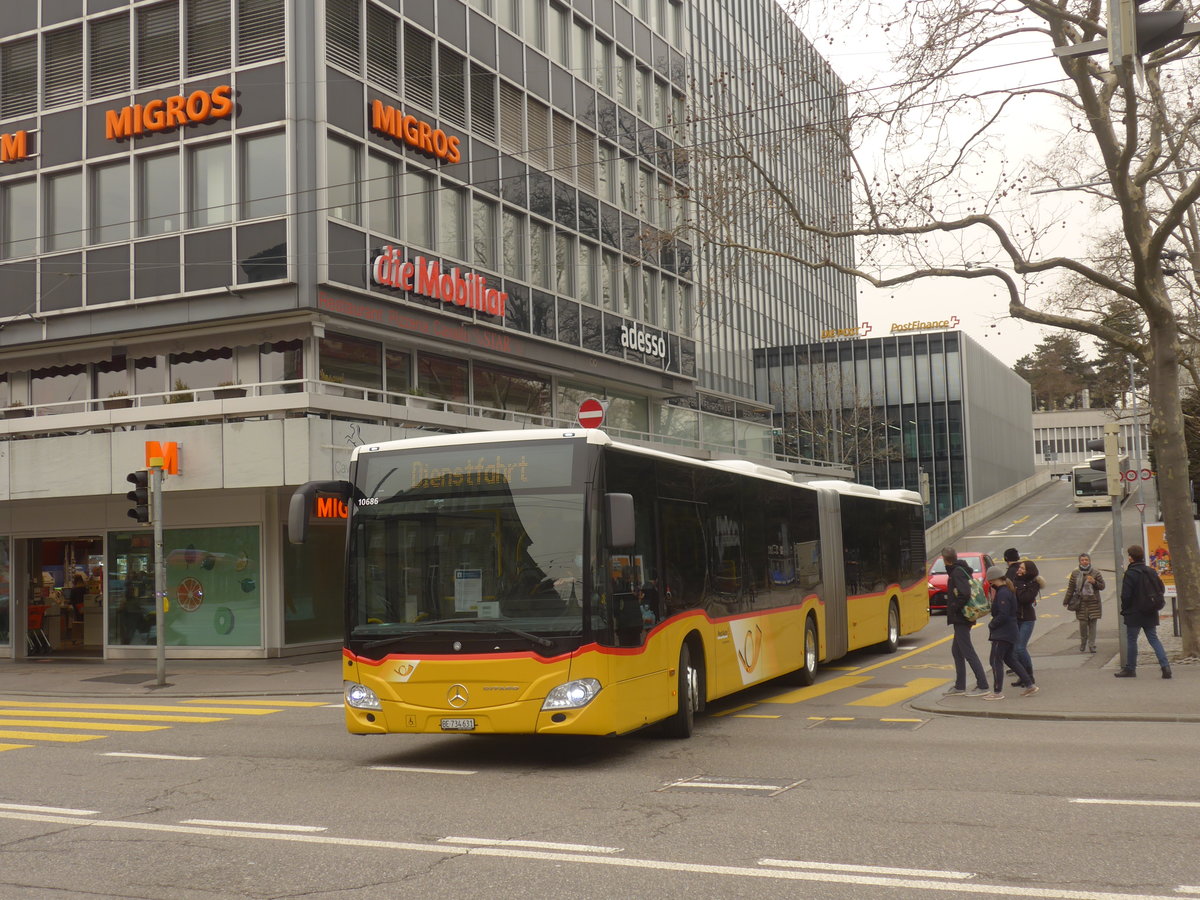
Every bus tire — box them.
[661,642,700,739]
[783,617,819,686]
[879,600,900,654]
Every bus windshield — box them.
[346,440,587,651]
[1073,467,1107,497]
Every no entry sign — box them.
[577,397,605,428]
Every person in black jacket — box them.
[1114,544,1172,679]
[1003,548,1044,688]
[941,547,989,696]
[984,565,1036,700]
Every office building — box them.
[0,0,852,658]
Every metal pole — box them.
[1129,356,1145,537]
[152,466,166,687]
[1112,498,1127,669]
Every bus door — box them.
[815,488,848,660]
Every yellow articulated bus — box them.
[289,429,928,739]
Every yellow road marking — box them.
[828,717,854,721]
[180,699,327,707]
[0,730,103,743]
[1012,515,1030,524]
[840,633,955,677]
[731,714,781,719]
[0,701,276,715]
[764,675,872,704]
[0,719,169,732]
[710,703,758,718]
[0,743,33,751]
[0,709,229,723]
[847,677,949,707]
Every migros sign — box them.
[1,130,29,163]
[105,85,234,140]
[369,100,461,163]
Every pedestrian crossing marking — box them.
[0,743,33,752]
[710,703,757,718]
[0,730,103,743]
[763,675,872,704]
[0,709,229,723]
[0,718,170,733]
[180,699,327,707]
[0,701,277,716]
[847,677,949,707]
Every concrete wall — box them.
[926,471,1052,559]
[962,336,1035,503]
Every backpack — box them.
[1133,567,1166,615]
[962,573,990,621]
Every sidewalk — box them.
[0,651,344,699]
[910,609,1200,722]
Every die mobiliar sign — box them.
[372,246,507,318]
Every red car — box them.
[928,552,995,614]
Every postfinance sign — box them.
[372,245,507,318]
[105,85,234,140]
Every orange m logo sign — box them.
[145,440,180,475]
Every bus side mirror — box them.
[605,493,636,548]
[288,480,354,544]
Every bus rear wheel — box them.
[661,643,700,739]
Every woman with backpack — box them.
[1064,553,1104,653]
[983,565,1036,700]
[941,547,990,697]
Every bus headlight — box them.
[542,678,602,710]
[344,681,382,710]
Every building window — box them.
[472,363,551,416]
[92,162,130,244]
[46,170,84,252]
[403,170,433,249]
[186,0,231,77]
[1,180,37,258]
[367,153,397,237]
[552,114,575,183]
[403,24,434,110]
[470,64,497,142]
[237,0,285,66]
[555,232,575,295]
[94,356,129,400]
[44,25,84,109]
[31,365,88,413]
[319,332,381,388]
[385,347,411,393]
[0,37,37,119]
[472,197,497,270]
[326,136,360,224]
[189,142,233,227]
[138,152,181,235]
[439,45,468,128]
[522,0,545,48]
[601,251,618,311]
[137,2,180,89]
[438,185,465,260]
[530,219,551,288]
[502,208,525,278]
[365,3,398,90]
[169,347,235,394]
[417,352,468,403]
[240,131,287,219]
[527,98,551,169]
[259,339,303,392]
[89,15,130,98]
[498,81,525,156]
[326,0,361,73]
[578,241,596,305]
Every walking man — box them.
[1114,544,1172,679]
[942,547,990,696]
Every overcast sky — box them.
[798,2,1097,368]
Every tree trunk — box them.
[1146,317,1200,657]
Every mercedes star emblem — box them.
[447,684,469,708]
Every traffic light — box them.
[126,470,151,524]
[1085,424,1123,496]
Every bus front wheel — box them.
[661,643,700,739]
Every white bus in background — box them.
[1072,455,1130,510]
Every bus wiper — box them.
[419,618,557,649]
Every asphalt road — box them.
[2,480,1195,900]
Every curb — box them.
[908,699,1200,724]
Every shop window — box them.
[44,25,83,108]
[385,348,411,394]
[92,162,130,244]
[94,355,129,401]
[282,522,342,645]
[327,137,360,224]
[137,2,180,89]
[138,152,181,236]
[89,14,130,98]
[238,0,285,66]
[189,141,234,227]
[319,332,381,388]
[472,363,550,416]
[32,364,88,413]
[417,353,468,403]
[240,131,287,219]
[108,526,262,647]
[187,0,231,77]
[1,180,36,259]
[45,170,84,252]
[260,339,303,392]
[169,347,235,394]
[367,153,397,237]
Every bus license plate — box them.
[440,718,476,731]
